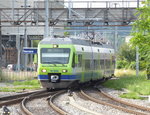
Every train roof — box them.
[39,37,113,49]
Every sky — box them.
[0,0,142,8]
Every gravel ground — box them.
[0,87,150,115]
[26,97,59,115]
[0,104,23,115]
[0,92,19,98]
[73,91,133,115]
[54,93,89,115]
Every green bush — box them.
[117,43,147,70]
[128,61,136,69]
[116,60,128,69]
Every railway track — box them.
[20,90,67,115]
[68,93,104,115]
[21,91,54,115]
[80,88,150,115]
[97,88,150,113]
[0,89,46,108]
[0,89,66,115]
[47,90,68,115]
[1,87,149,115]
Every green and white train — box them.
[38,37,115,89]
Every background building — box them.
[0,0,65,67]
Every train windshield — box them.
[41,48,70,64]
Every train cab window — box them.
[41,48,70,64]
[78,54,82,67]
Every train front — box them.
[37,42,77,89]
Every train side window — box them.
[94,60,99,69]
[106,59,110,69]
[78,54,82,67]
[85,60,90,70]
[72,53,75,68]
[82,47,84,51]
[100,60,105,69]
[112,56,116,68]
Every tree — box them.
[131,0,150,67]
[117,43,136,69]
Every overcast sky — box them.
[0,0,142,8]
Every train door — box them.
[81,50,85,83]
[90,46,94,80]
[76,53,83,82]
[102,53,106,77]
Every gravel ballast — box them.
[0,87,150,115]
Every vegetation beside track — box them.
[0,79,41,92]
[102,69,150,99]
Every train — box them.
[37,37,115,89]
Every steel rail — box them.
[0,90,47,108]
[21,91,54,115]
[21,97,34,115]
[0,89,46,101]
[0,98,23,108]
[80,89,149,115]
[48,90,68,115]
[98,88,150,112]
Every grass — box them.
[13,79,40,86]
[0,79,41,92]
[114,69,146,77]
[102,69,150,99]
[0,69,40,92]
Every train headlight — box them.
[62,69,67,73]
[53,44,59,48]
[41,69,47,73]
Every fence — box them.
[0,47,37,82]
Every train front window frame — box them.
[41,48,70,64]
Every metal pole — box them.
[16,35,20,71]
[136,0,139,76]
[44,0,49,38]
[0,10,2,73]
[24,0,28,70]
[114,25,118,69]
[114,25,118,52]
[137,0,139,8]
[12,0,15,21]
[30,40,33,64]
[136,46,139,76]
[68,0,72,19]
